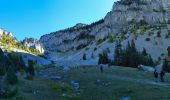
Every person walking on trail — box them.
[100,65,103,73]
[154,58,169,82]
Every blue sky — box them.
[0,0,118,40]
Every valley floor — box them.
[4,66,170,100]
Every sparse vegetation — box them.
[140,25,150,35]
[76,44,87,50]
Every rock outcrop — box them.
[22,38,44,53]
[0,28,14,37]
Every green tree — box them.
[142,48,148,56]
[98,50,109,64]
[26,60,35,80]
[113,39,123,65]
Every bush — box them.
[0,67,6,76]
[108,36,114,43]
[157,31,161,37]
[5,86,18,98]
[165,34,169,39]
[145,38,150,41]
[6,68,18,85]
[96,39,103,45]
[148,32,154,36]
[50,82,74,93]
[26,60,35,80]
[76,44,87,50]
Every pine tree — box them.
[27,60,35,80]
[6,66,18,85]
[142,48,148,56]
[98,50,109,64]
[131,40,137,52]
[113,39,123,65]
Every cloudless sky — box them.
[0,0,118,41]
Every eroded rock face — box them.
[40,0,170,53]
[22,38,44,53]
[105,0,170,33]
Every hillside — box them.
[40,0,170,66]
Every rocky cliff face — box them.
[22,38,44,53]
[40,0,170,65]
[105,0,170,33]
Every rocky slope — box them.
[40,0,170,66]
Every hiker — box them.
[100,65,103,73]
[154,58,168,82]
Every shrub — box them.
[131,27,137,34]
[6,68,18,85]
[108,36,114,43]
[145,38,150,41]
[94,47,97,51]
[165,34,169,39]
[0,85,18,98]
[148,32,154,36]
[85,47,89,51]
[76,44,87,50]
[50,82,74,93]
[0,67,6,76]
[140,25,150,35]
[96,39,103,45]
[26,60,35,80]
[120,34,126,41]
[157,31,161,37]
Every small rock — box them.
[63,66,70,72]
[95,80,102,85]
[70,80,80,90]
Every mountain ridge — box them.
[38,0,170,66]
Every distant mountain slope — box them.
[0,28,51,66]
